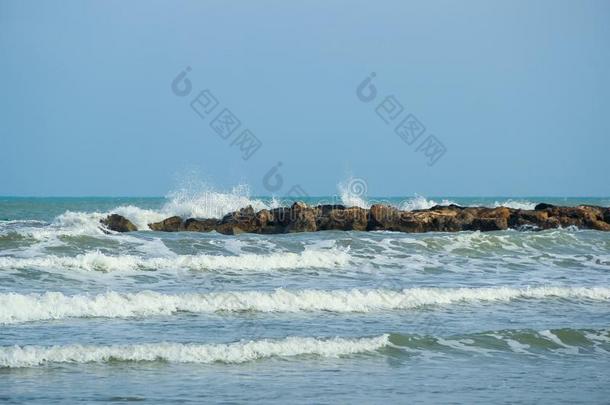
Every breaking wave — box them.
[162,184,280,219]
[388,328,610,357]
[0,248,351,273]
[398,195,456,211]
[2,328,607,367]
[0,335,390,368]
[2,286,608,324]
[338,178,371,209]
[2,184,281,239]
[491,199,537,210]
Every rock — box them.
[148,216,184,232]
[215,223,246,235]
[323,207,368,231]
[534,203,555,210]
[100,214,138,232]
[604,208,610,224]
[368,204,401,230]
[469,217,508,231]
[218,205,260,234]
[508,210,549,229]
[184,218,218,232]
[286,203,317,233]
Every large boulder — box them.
[286,202,317,233]
[368,204,401,230]
[184,218,218,232]
[534,203,556,211]
[148,216,184,231]
[217,205,267,234]
[324,207,368,231]
[101,214,138,232]
[508,209,549,229]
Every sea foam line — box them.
[0,248,350,273]
[0,335,389,368]
[1,286,608,324]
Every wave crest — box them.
[0,335,390,367]
[0,248,350,274]
[2,286,608,324]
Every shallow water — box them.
[1,196,609,403]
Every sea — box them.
[1,189,609,403]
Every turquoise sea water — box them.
[1,195,609,403]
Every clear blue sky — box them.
[1,0,609,197]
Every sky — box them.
[1,0,609,197]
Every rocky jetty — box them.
[100,202,610,234]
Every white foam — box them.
[111,206,167,230]
[13,211,107,240]
[491,199,537,210]
[0,248,351,274]
[162,184,278,219]
[7,184,280,240]
[538,330,580,354]
[2,286,608,324]
[436,338,496,356]
[338,178,370,209]
[0,335,389,368]
[398,195,456,211]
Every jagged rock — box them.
[509,210,549,229]
[470,217,508,231]
[324,207,368,231]
[149,216,183,232]
[217,206,259,234]
[286,202,317,233]
[100,214,138,232]
[368,204,401,230]
[184,218,218,232]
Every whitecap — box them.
[1,286,608,324]
[0,248,351,274]
[0,335,390,367]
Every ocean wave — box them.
[491,199,537,210]
[0,335,390,368]
[398,196,456,211]
[338,178,371,209]
[388,328,610,357]
[2,286,608,324]
[2,185,280,239]
[163,184,280,219]
[0,248,350,274]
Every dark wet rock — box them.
[509,210,549,229]
[148,216,183,232]
[469,217,508,231]
[100,214,138,233]
[534,203,555,211]
[322,207,368,231]
[368,204,401,230]
[184,218,218,232]
[603,208,610,225]
[286,202,317,233]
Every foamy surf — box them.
[0,248,350,273]
[2,286,609,324]
[163,184,280,219]
[0,335,390,368]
